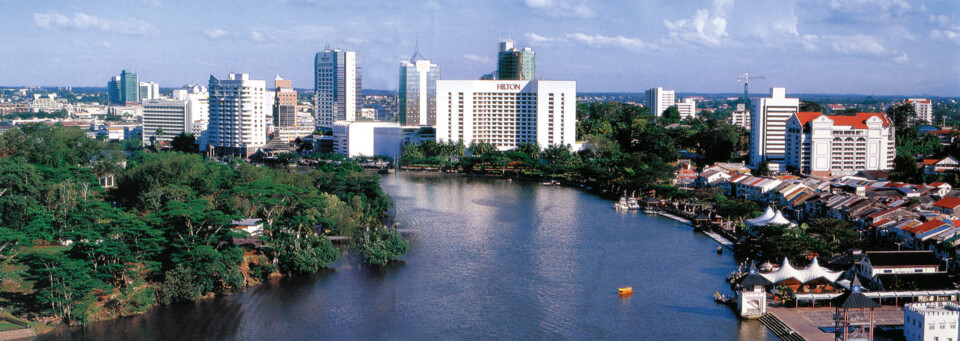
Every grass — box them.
[18,245,70,256]
[0,321,24,332]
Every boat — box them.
[714,291,735,305]
[614,197,629,210]
[716,246,723,254]
[507,178,512,182]
[618,287,633,296]
[627,197,640,210]
[542,180,554,186]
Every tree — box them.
[469,141,497,156]
[887,102,917,133]
[23,252,102,323]
[799,100,823,113]
[359,228,409,266]
[754,161,770,176]
[268,232,339,275]
[660,106,681,124]
[891,153,919,183]
[170,133,196,153]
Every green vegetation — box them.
[749,218,869,265]
[398,102,748,194]
[0,124,404,327]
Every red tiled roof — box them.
[868,207,899,219]
[926,129,953,135]
[906,220,946,234]
[795,112,891,129]
[930,182,950,188]
[872,219,890,227]
[933,196,960,209]
[924,159,940,165]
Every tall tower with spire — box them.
[398,39,440,126]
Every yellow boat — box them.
[618,287,633,296]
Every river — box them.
[43,174,776,340]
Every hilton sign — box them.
[496,83,521,91]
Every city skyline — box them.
[2,0,959,96]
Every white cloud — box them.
[521,0,596,19]
[141,0,162,8]
[464,54,492,64]
[525,33,553,44]
[663,0,733,47]
[102,41,111,48]
[929,15,960,45]
[826,0,911,15]
[203,28,230,39]
[33,12,158,36]
[803,34,909,63]
[250,31,264,42]
[564,32,651,51]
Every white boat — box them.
[627,197,640,210]
[615,197,629,210]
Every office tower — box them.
[399,46,440,126]
[314,48,362,129]
[207,73,268,157]
[645,87,676,117]
[273,76,306,142]
[749,87,800,167]
[906,98,933,124]
[120,70,140,105]
[497,41,535,81]
[436,80,576,150]
[108,76,122,105]
[786,112,895,176]
[139,82,160,101]
[676,98,697,120]
[143,85,209,148]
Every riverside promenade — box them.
[767,306,905,341]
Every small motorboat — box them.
[716,246,723,254]
[618,287,633,296]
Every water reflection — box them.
[44,174,776,340]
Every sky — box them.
[1,0,959,96]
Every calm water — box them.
[45,174,775,340]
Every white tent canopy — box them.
[746,207,776,225]
[760,257,842,285]
[746,208,795,227]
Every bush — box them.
[156,265,202,304]
[359,228,410,266]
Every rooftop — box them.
[866,250,941,267]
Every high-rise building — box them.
[436,80,576,151]
[139,81,160,101]
[107,76,122,105]
[497,41,535,81]
[676,98,697,120]
[906,98,934,124]
[785,112,895,176]
[273,76,306,142]
[120,70,140,105]
[314,48,362,129]
[731,103,751,129]
[645,87,675,117]
[749,87,800,167]
[399,46,440,126]
[207,73,268,157]
[142,85,209,148]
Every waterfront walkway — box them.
[767,306,904,341]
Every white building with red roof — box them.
[785,112,895,177]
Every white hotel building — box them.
[749,87,800,168]
[907,98,934,124]
[207,73,270,157]
[436,80,576,151]
[785,112,895,177]
[645,86,675,117]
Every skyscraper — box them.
[497,41,535,81]
[273,76,305,142]
[315,48,362,129]
[645,87,676,117]
[139,81,160,101]
[399,45,440,126]
[749,87,800,168]
[107,76,122,105]
[208,73,268,157]
[120,70,140,105]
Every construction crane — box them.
[738,73,765,108]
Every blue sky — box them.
[2,0,959,96]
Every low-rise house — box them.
[695,169,732,188]
[929,182,953,198]
[232,218,264,236]
[858,250,941,277]
[923,156,960,176]
[933,197,960,217]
